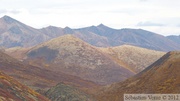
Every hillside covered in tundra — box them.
[0,15,179,101]
[24,35,134,85]
[0,71,50,101]
[95,51,180,101]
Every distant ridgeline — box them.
[0,15,180,51]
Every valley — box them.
[0,15,179,101]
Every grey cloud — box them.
[137,21,164,26]
[0,10,8,14]
[0,9,20,14]
[9,10,20,14]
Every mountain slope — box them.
[167,35,180,44]
[96,51,180,101]
[25,35,134,85]
[0,50,99,90]
[5,45,165,79]
[0,71,49,101]
[99,45,165,73]
[75,25,180,51]
[0,16,180,51]
[5,46,31,60]
[45,83,95,101]
[40,26,65,37]
[0,15,50,47]
[39,24,180,51]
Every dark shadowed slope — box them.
[0,51,99,90]
[96,51,180,101]
[25,35,134,85]
[45,83,95,101]
[0,71,50,101]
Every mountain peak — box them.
[1,15,17,24]
[63,26,74,34]
[97,23,107,27]
[39,34,83,48]
[61,34,75,39]
[64,26,71,29]
[2,15,11,19]
[97,23,115,30]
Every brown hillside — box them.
[25,35,134,85]
[0,51,99,91]
[96,51,180,101]
[5,47,31,60]
[99,45,165,73]
[0,71,50,101]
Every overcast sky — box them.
[0,0,180,36]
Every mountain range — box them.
[29,51,179,101]
[74,25,180,51]
[0,15,180,101]
[0,15,180,51]
[3,34,165,86]
[95,51,180,101]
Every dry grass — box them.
[0,71,50,101]
[95,51,180,101]
[25,35,134,85]
[99,45,165,73]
